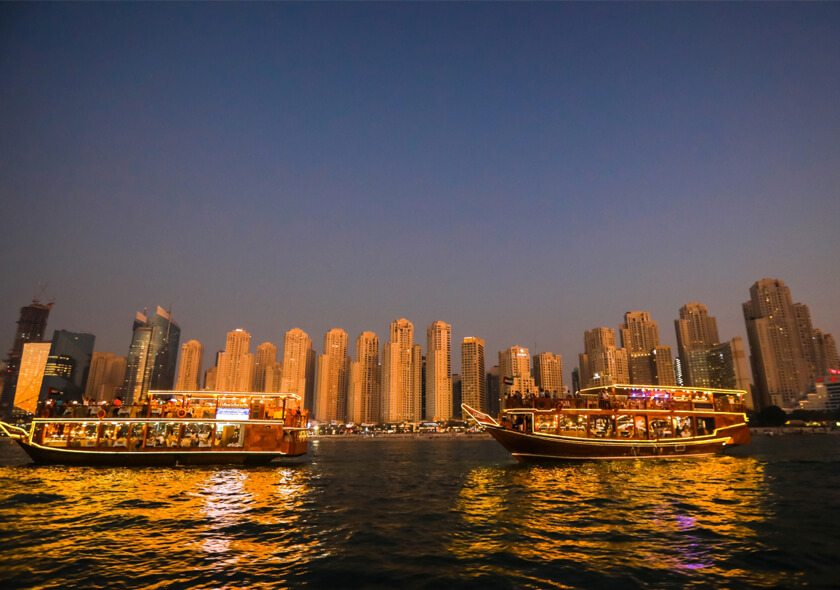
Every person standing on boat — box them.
[112,397,123,417]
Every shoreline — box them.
[750,427,840,436]
[312,432,492,441]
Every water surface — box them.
[1,435,838,588]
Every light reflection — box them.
[452,457,782,586]
[1,465,317,583]
[195,467,313,569]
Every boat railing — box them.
[34,401,309,428]
[502,394,745,413]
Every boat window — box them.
[42,423,67,447]
[100,423,130,447]
[145,422,166,447]
[634,416,648,439]
[557,414,587,435]
[182,423,215,447]
[696,417,715,435]
[145,422,181,447]
[616,415,634,438]
[129,423,146,450]
[535,414,556,433]
[650,418,673,439]
[589,416,615,438]
[68,423,99,447]
[44,424,69,447]
[674,416,693,438]
[217,423,244,448]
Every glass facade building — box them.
[40,330,96,404]
[122,307,180,405]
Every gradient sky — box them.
[2,3,839,378]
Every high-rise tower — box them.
[426,321,452,421]
[148,307,180,392]
[620,311,675,385]
[744,278,813,408]
[122,306,180,404]
[675,302,720,387]
[348,331,380,424]
[40,329,95,404]
[578,327,629,388]
[1,298,53,418]
[382,318,417,423]
[315,328,349,422]
[85,352,127,401]
[533,352,564,395]
[281,328,316,410]
[499,346,538,397]
[461,337,486,412]
[216,329,254,392]
[253,342,278,392]
[175,340,204,391]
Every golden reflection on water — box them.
[4,466,315,580]
[452,457,781,586]
[195,467,313,568]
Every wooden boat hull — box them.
[13,438,306,467]
[484,423,749,462]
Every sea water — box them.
[1,435,838,589]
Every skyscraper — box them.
[40,329,95,404]
[533,352,563,395]
[175,340,204,391]
[216,329,254,392]
[461,337,486,412]
[486,365,500,416]
[706,337,753,399]
[253,342,278,392]
[264,362,283,393]
[620,311,675,385]
[743,278,834,408]
[413,344,424,420]
[13,342,51,415]
[814,331,840,377]
[382,318,417,423]
[148,307,180,392]
[122,306,180,404]
[426,320,452,421]
[793,306,840,382]
[348,331,379,424]
[85,352,127,401]
[1,298,53,418]
[674,302,720,387]
[281,328,316,410]
[578,327,629,388]
[499,346,537,397]
[204,366,217,390]
[315,328,349,423]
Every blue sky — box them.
[1,3,838,376]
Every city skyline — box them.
[3,275,837,417]
[1,4,838,382]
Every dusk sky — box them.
[2,3,839,377]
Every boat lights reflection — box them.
[197,467,314,569]
[452,458,782,586]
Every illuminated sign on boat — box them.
[216,407,250,420]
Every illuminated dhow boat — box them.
[463,385,750,461]
[0,391,309,466]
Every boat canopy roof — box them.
[148,390,302,402]
[577,384,746,400]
